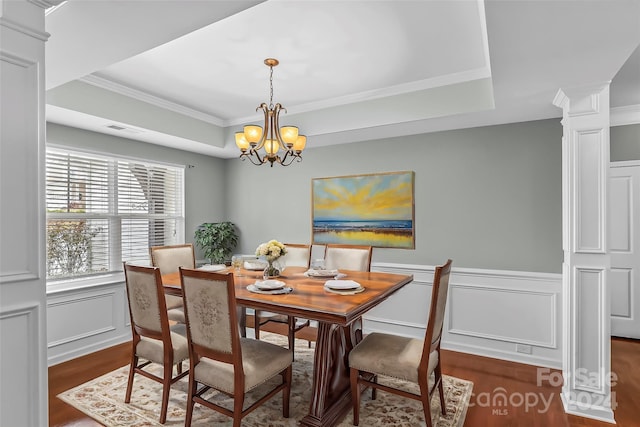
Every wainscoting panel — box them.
[47,264,563,369]
[448,285,556,347]
[368,263,563,368]
[47,281,131,366]
[0,303,42,426]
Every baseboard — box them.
[443,340,562,369]
[48,333,131,366]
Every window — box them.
[46,147,184,280]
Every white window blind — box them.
[46,147,184,280]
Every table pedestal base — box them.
[300,319,362,427]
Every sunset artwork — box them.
[312,171,415,248]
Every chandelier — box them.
[235,58,307,167]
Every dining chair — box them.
[348,259,453,427]
[149,243,196,323]
[254,243,312,355]
[179,267,293,427]
[323,244,373,272]
[123,262,190,424]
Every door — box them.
[610,161,640,339]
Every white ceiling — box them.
[45,0,640,159]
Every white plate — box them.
[244,260,267,270]
[246,284,293,295]
[198,264,227,272]
[324,286,365,295]
[255,279,286,290]
[306,269,340,278]
[324,279,361,290]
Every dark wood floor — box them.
[49,320,639,427]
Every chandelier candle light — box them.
[235,58,307,167]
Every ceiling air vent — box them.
[105,124,143,134]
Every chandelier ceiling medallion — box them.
[235,58,307,167]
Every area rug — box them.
[58,333,472,426]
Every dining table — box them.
[162,265,413,427]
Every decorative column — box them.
[553,83,614,423]
[0,0,59,425]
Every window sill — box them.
[46,272,125,295]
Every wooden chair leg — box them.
[159,362,172,424]
[124,354,137,403]
[233,391,244,427]
[184,374,196,427]
[418,379,433,427]
[435,363,446,415]
[350,368,361,426]
[283,366,292,418]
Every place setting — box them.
[323,279,365,295]
[305,258,347,279]
[304,269,347,279]
[247,279,293,295]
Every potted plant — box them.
[194,222,239,265]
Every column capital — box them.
[553,82,611,117]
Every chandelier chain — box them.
[269,65,274,109]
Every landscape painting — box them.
[312,171,415,248]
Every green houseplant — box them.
[194,221,239,264]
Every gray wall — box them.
[46,123,228,259]
[227,119,563,273]
[611,124,640,161]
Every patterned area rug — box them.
[58,333,472,427]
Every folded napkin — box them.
[244,260,267,270]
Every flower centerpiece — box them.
[256,240,287,278]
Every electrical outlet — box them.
[516,344,533,354]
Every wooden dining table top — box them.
[162,266,413,326]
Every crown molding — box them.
[611,104,640,126]
[79,74,225,127]
[228,66,493,126]
[30,0,62,9]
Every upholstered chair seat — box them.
[164,294,184,310]
[167,307,185,323]
[349,333,438,383]
[194,338,292,394]
[349,259,453,427]
[137,326,189,365]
